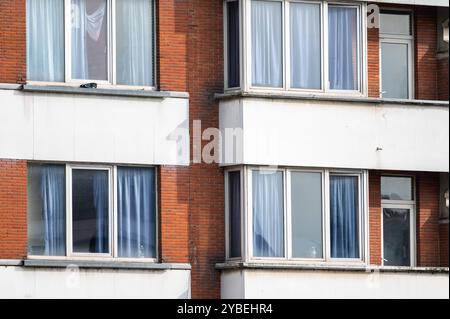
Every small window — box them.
[227,171,242,258]
[251,0,283,88]
[383,208,411,266]
[252,170,284,257]
[381,176,414,201]
[226,0,240,89]
[330,175,360,259]
[380,12,411,36]
[291,172,323,259]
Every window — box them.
[27,163,157,260]
[26,0,155,87]
[225,0,364,94]
[380,11,413,99]
[226,167,367,263]
[226,0,241,89]
[381,176,415,267]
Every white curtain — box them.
[27,0,64,82]
[116,0,154,86]
[251,0,282,87]
[71,0,107,80]
[118,167,156,258]
[252,171,284,257]
[328,6,358,90]
[290,3,321,89]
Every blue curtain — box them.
[93,172,109,253]
[41,165,66,256]
[328,6,358,90]
[330,175,359,258]
[118,167,156,258]
[252,171,284,257]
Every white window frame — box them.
[226,0,367,97]
[27,0,157,90]
[27,163,158,263]
[226,166,368,265]
[380,175,416,268]
[379,9,414,100]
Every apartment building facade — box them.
[0,0,448,299]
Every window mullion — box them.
[323,1,329,92]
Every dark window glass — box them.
[229,171,241,258]
[227,1,240,88]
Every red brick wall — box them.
[414,6,438,101]
[439,223,449,267]
[0,0,26,83]
[367,27,380,98]
[368,171,382,265]
[0,160,27,259]
[437,57,449,101]
[159,0,225,299]
[416,172,441,266]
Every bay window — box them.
[224,0,365,94]
[27,163,157,260]
[225,167,367,263]
[26,0,155,87]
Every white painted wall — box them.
[0,266,190,299]
[0,89,189,165]
[221,269,449,299]
[220,98,449,172]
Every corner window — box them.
[225,0,364,94]
[27,163,157,260]
[227,170,242,258]
[381,176,416,267]
[226,0,241,89]
[26,0,155,87]
[380,11,413,99]
[226,167,367,264]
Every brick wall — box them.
[159,0,225,298]
[437,57,449,101]
[0,0,26,83]
[367,27,380,98]
[368,171,382,265]
[0,160,27,259]
[439,223,449,267]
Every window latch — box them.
[80,83,98,89]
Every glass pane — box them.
[251,0,283,87]
[27,0,65,82]
[71,0,108,80]
[228,171,241,258]
[72,169,109,254]
[380,12,411,35]
[227,1,240,88]
[381,42,409,99]
[290,3,321,89]
[252,170,284,257]
[330,175,360,259]
[291,172,323,259]
[381,176,413,201]
[27,164,66,256]
[116,0,154,86]
[328,6,358,91]
[383,208,411,266]
[118,167,156,258]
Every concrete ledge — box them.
[0,83,23,90]
[23,259,191,271]
[216,91,449,107]
[21,85,189,99]
[0,260,24,266]
[216,262,450,274]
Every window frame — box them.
[27,0,157,90]
[27,162,159,263]
[224,0,244,91]
[380,175,416,267]
[226,166,368,265]
[226,0,367,96]
[379,9,414,100]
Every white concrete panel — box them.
[0,266,190,299]
[0,89,189,165]
[220,98,449,172]
[221,269,449,299]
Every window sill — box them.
[20,84,189,99]
[215,262,449,274]
[16,259,191,271]
[215,90,450,107]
